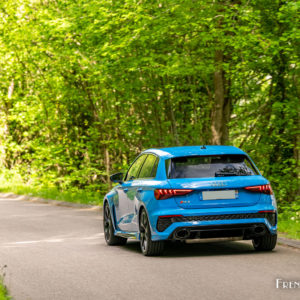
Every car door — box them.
[126,154,159,232]
[114,154,147,232]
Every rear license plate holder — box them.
[202,190,237,200]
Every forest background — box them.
[0,0,299,237]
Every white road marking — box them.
[13,241,40,245]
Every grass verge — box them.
[0,184,103,206]
[0,170,106,205]
[278,201,300,240]
[278,216,300,240]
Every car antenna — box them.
[201,145,206,149]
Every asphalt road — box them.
[0,194,299,300]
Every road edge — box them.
[277,236,300,250]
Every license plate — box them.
[202,190,236,200]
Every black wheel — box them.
[139,210,164,256]
[103,202,127,246]
[252,233,277,251]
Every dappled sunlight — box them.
[0,233,104,248]
[0,213,52,219]
[0,197,24,202]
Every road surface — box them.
[0,194,299,300]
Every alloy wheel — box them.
[104,204,111,242]
[140,211,149,252]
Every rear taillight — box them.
[158,215,183,219]
[154,189,193,200]
[244,184,273,194]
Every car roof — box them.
[143,145,246,158]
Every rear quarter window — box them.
[125,154,147,181]
[138,154,159,179]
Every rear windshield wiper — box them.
[215,171,250,177]
[215,172,238,177]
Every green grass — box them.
[0,170,107,206]
[277,201,300,240]
[0,183,103,206]
[0,279,10,300]
[278,214,300,240]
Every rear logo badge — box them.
[210,181,227,187]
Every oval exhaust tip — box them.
[254,226,265,234]
[175,229,190,239]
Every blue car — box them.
[103,146,277,256]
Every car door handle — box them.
[137,188,143,193]
[124,188,129,193]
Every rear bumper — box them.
[149,206,277,241]
[157,212,277,232]
[170,223,269,240]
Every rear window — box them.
[166,155,259,179]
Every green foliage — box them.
[0,0,298,212]
[0,169,103,205]
[0,276,10,300]
[278,201,300,239]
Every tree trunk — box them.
[105,147,112,190]
[211,50,229,145]
[1,80,14,168]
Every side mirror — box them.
[110,172,124,184]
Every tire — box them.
[252,233,277,251]
[103,202,127,246]
[139,209,164,256]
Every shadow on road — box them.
[121,240,277,257]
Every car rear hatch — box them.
[165,154,267,209]
[167,176,267,209]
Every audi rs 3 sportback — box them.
[103,146,277,256]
